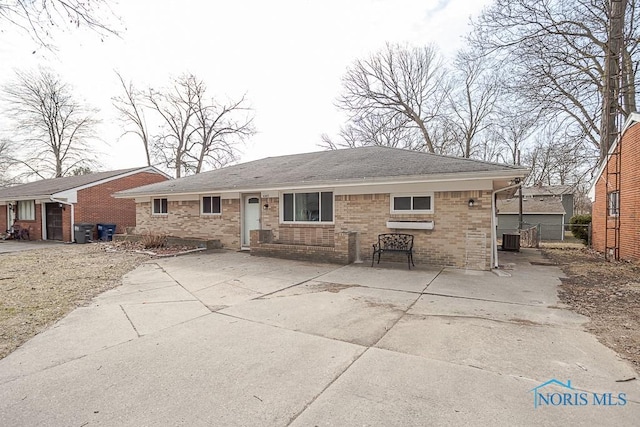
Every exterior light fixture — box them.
[468,199,475,207]
[263,203,269,210]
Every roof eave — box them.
[0,194,52,202]
[115,168,529,199]
[588,112,640,199]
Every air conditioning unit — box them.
[502,233,520,251]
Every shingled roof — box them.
[497,197,566,215]
[521,184,574,197]
[0,167,157,200]
[117,146,528,197]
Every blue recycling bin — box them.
[97,223,116,241]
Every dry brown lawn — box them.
[0,244,149,359]
[543,247,640,373]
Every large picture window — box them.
[390,194,433,214]
[17,200,35,220]
[202,196,221,215]
[282,191,333,223]
[152,198,168,215]
[608,191,619,217]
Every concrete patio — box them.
[0,249,638,425]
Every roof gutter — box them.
[49,197,75,242]
[491,181,523,269]
[114,169,529,199]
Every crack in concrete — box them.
[405,312,546,327]
[420,291,549,307]
[119,305,140,338]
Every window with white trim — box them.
[17,200,35,220]
[152,198,168,215]
[608,191,619,217]
[390,194,434,214]
[202,196,221,215]
[282,191,333,223]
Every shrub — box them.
[141,234,167,249]
[569,214,591,243]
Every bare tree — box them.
[113,71,151,166]
[0,140,15,187]
[445,50,500,158]
[489,106,541,165]
[144,73,254,178]
[147,75,198,178]
[1,67,99,179]
[189,86,255,174]
[335,42,449,153]
[320,113,422,150]
[469,0,640,161]
[522,121,597,186]
[0,0,120,47]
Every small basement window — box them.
[390,194,434,214]
[202,196,221,215]
[608,191,619,217]
[153,198,168,215]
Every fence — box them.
[497,222,592,248]
[520,225,539,248]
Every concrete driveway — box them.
[0,250,638,425]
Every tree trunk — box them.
[600,0,627,160]
[621,47,637,116]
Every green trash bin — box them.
[74,223,94,244]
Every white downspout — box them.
[491,182,523,269]
[41,203,47,240]
[49,197,75,242]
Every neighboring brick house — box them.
[589,112,640,262]
[116,147,527,270]
[0,167,169,242]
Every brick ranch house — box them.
[589,112,640,262]
[0,167,169,242]
[116,147,528,270]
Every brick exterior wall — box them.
[74,172,168,236]
[135,199,241,249]
[334,191,492,269]
[135,189,492,269]
[251,229,356,264]
[592,121,640,261]
[12,204,43,240]
[2,171,167,242]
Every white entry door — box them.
[242,195,261,247]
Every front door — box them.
[45,203,63,241]
[242,195,261,247]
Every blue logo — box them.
[529,379,627,409]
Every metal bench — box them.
[371,233,415,269]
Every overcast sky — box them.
[0,0,492,172]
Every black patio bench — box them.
[371,233,415,269]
